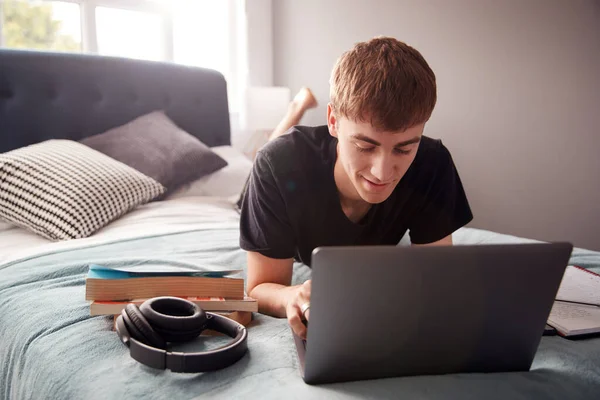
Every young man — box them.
[239,37,473,339]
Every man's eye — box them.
[355,145,375,153]
[394,148,411,155]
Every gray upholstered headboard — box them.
[0,49,231,153]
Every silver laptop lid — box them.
[303,243,573,384]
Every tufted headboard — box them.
[0,49,231,153]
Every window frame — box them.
[0,0,243,111]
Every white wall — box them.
[272,0,600,251]
[231,0,274,148]
[244,0,273,86]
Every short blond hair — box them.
[329,36,437,132]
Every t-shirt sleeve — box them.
[408,143,473,244]
[239,150,296,259]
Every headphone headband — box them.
[115,297,248,373]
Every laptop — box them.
[293,242,573,385]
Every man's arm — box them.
[246,251,311,339]
[412,233,453,246]
[246,251,294,317]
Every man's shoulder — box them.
[418,135,444,154]
[400,136,455,189]
[257,125,333,176]
[413,135,453,167]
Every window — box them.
[95,6,165,61]
[0,0,243,111]
[0,0,82,52]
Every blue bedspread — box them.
[1,227,599,400]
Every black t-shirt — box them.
[239,125,473,266]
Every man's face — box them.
[327,105,424,204]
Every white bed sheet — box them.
[0,193,544,267]
[0,196,241,266]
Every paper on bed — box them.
[556,265,600,306]
[548,302,600,336]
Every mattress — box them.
[1,195,599,400]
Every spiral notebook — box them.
[548,266,600,337]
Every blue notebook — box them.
[87,264,242,279]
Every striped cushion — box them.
[0,140,165,240]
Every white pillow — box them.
[167,146,252,200]
[0,220,14,232]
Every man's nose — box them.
[370,155,395,182]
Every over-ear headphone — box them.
[115,296,248,372]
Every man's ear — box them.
[327,104,338,138]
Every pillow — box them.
[80,110,228,193]
[166,145,253,200]
[0,220,13,232]
[0,140,165,241]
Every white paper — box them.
[555,266,600,305]
[548,301,600,335]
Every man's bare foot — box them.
[267,87,318,142]
[293,87,318,112]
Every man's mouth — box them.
[361,176,392,191]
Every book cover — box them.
[88,264,242,278]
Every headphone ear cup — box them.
[139,297,208,343]
[124,304,166,349]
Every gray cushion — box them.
[80,111,228,193]
[0,140,165,241]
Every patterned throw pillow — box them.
[0,140,165,240]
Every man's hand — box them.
[246,251,313,339]
[286,280,311,340]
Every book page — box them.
[548,302,600,335]
[555,266,600,305]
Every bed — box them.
[1,49,599,400]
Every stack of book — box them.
[85,264,257,328]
